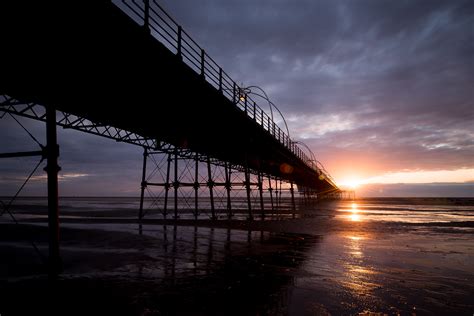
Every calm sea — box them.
[1,197,473,315]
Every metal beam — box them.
[0,150,44,159]
[45,106,61,276]
[138,147,148,220]
[207,156,216,220]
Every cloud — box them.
[1,0,473,196]
[155,1,473,183]
[357,182,474,198]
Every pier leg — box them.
[274,178,279,215]
[45,106,61,276]
[163,152,171,219]
[139,147,148,221]
[278,179,282,209]
[268,176,274,216]
[224,162,232,220]
[258,171,264,220]
[174,150,179,219]
[245,167,253,221]
[290,181,296,219]
[194,153,199,220]
[207,156,216,220]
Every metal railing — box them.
[113,0,337,187]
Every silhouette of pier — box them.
[0,0,339,272]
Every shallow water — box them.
[1,197,473,315]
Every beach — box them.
[1,197,473,315]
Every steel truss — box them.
[1,95,306,221]
[138,148,299,221]
[0,95,158,149]
[0,96,61,275]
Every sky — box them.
[1,0,473,197]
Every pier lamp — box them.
[238,85,290,138]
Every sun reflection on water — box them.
[341,233,380,296]
[350,203,361,221]
[350,213,361,221]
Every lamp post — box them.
[291,140,335,183]
[292,140,317,166]
[238,85,291,138]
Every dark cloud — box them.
[0,115,143,196]
[357,182,474,197]
[1,0,473,195]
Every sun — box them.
[340,178,363,189]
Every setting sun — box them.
[340,178,364,189]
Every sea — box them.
[0,197,473,315]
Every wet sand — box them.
[1,198,473,315]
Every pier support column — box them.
[245,167,253,221]
[45,106,61,276]
[290,181,296,219]
[163,152,172,219]
[173,150,179,219]
[274,178,279,212]
[139,147,148,221]
[258,171,264,220]
[207,156,216,220]
[193,153,199,220]
[268,176,274,216]
[224,162,232,220]
[278,179,282,209]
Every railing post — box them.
[219,68,223,92]
[177,25,182,59]
[233,82,236,104]
[253,102,256,120]
[200,49,205,77]
[144,0,150,33]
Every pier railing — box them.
[113,0,336,187]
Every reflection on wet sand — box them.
[1,197,474,315]
[341,233,380,297]
[0,222,319,315]
[344,202,363,222]
[136,224,316,315]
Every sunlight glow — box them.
[335,168,474,191]
[340,178,363,189]
[343,168,474,185]
[347,235,364,241]
[349,203,361,221]
[30,173,90,182]
[350,213,361,221]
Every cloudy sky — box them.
[1,0,473,196]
